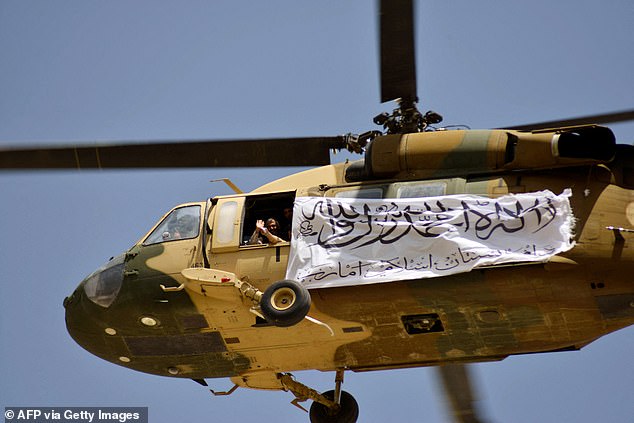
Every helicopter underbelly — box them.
[99,257,633,381]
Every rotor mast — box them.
[377,0,442,134]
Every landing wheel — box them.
[260,280,311,327]
[309,390,359,423]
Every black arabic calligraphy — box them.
[297,194,562,250]
[296,244,559,284]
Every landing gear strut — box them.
[280,369,359,423]
[208,369,359,423]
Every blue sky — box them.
[1,1,633,422]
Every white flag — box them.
[286,189,575,288]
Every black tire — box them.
[309,390,359,423]
[260,279,311,327]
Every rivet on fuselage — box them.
[105,328,117,335]
[140,316,158,327]
[168,367,180,375]
[119,356,131,363]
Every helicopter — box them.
[1,0,632,423]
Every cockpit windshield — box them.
[143,205,201,245]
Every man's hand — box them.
[256,219,266,233]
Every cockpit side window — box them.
[143,205,201,245]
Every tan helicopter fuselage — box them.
[64,128,634,390]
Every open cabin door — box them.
[208,192,295,287]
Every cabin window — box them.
[395,182,446,198]
[143,205,201,245]
[215,201,238,244]
[241,192,295,246]
[334,187,384,199]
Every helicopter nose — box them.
[63,284,102,356]
[63,255,126,357]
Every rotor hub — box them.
[374,99,443,134]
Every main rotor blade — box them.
[503,109,634,131]
[380,0,417,104]
[436,364,487,423]
[0,136,346,170]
